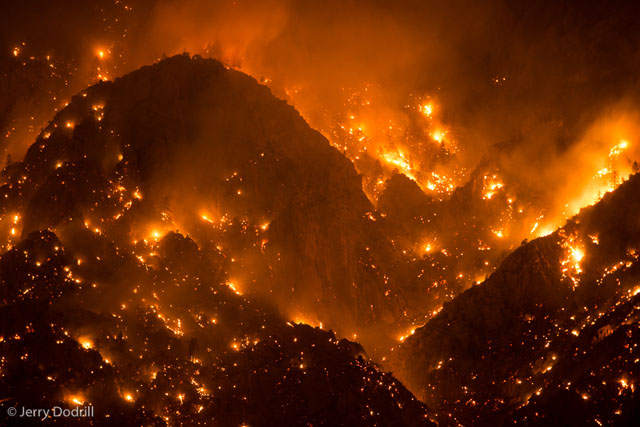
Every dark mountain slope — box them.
[394,173,640,425]
[1,54,407,347]
[0,229,433,426]
[0,55,434,426]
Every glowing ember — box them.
[571,247,584,263]
[398,327,416,342]
[226,281,242,295]
[68,396,85,406]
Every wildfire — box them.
[534,226,555,238]
[293,315,324,329]
[609,140,629,157]
[3,10,640,427]
[482,175,504,200]
[566,139,632,217]
[67,395,85,406]
[426,171,457,195]
[431,130,444,142]
[79,337,93,349]
[382,150,415,181]
[226,280,242,295]
[420,103,433,116]
[571,247,584,263]
[559,231,585,288]
[398,326,418,342]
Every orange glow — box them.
[292,315,324,329]
[382,150,415,180]
[4,13,640,425]
[571,247,584,263]
[67,395,85,406]
[398,327,416,342]
[79,337,93,349]
[482,175,504,200]
[226,280,242,295]
[564,139,632,219]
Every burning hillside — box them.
[2,1,640,425]
[393,174,640,425]
[0,55,433,426]
[3,54,418,348]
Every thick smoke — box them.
[4,0,640,230]
[3,3,640,422]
